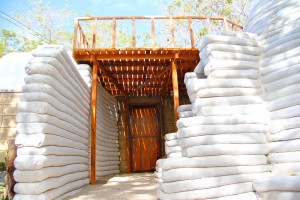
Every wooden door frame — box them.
[127,103,163,173]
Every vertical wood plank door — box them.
[130,106,161,172]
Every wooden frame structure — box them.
[73,16,242,183]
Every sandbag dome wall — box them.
[245,0,300,199]
[96,83,120,178]
[13,45,91,199]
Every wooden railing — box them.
[73,16,243,49]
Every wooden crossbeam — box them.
[129,66,171,95]
[91,55,126,95]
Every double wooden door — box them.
[129,105,161,172]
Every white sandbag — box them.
[204,60,260,75]
[264,38,300,58]
[198,35,258,51]
[261,56,300,76]
[184,72,202,84]
[269,139,300,153]
[15,133,87,150]
[200,104,268,116]
[154,171,162,179]
[267,93,300,111]
[200,44,262,60]
[262,63,300,84]
[158,155,267,171]
[268,151,300,163]
[165,139,179,147]
[176,104,192,112]
[266,83,300,101]
[186,78,260,93]
[16,122,88,145]
[96,169,120,177]
[207,192,258,200]
[271,162,300,173]
[157,182,254,200]
[253,175,300,192]
[160,173,271,194]
[96,155,119,162]
[268,128,300,142]
[14,164,88,183]
[207,69,259,80]
[14,171,88,195]
[193,87,262,98]
[162,165,270,182]
[97,165,119,171]
[17,146,88,156]
[270,105,300,120]
[192,96,263,109]
[165,146,182,155]
[14,155,88,170]
[269,117,300,134]
[177,115,268,129]
[182,144,269,157]
[17,102,88,132]
[168,152,182,158]
[13,178,89,200]
[165,132,178,141]
[178,111,194,118]
[258,191,300,200]
[16,113,88,139]
[76,64,91,71]
[179,133,266,148]
[202,51,260,62]
[96,160,120,167]
[178,124,268,138]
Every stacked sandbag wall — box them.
[76,64,92,88]
[157,32,271,200]
[244,0,300,199]
[13,45,90,199]
[96,83,120,178]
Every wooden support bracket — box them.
[171,54,179,126]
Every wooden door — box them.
[129,106,161,172]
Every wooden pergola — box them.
[72,16,242,183]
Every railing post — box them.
[224,18,229,31]
[112,18,116,48]
[206,18,211,34]
[170,17,175,47]
[151,17,156,48]
[188,18,194,48]
[132,18,136,48]
[73,19,79,50]
[93,18,97,48]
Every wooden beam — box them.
[189,18,195,48]
[124,96,131,173]
[73,19,79,50]
[170,17,175,47]
[171,57,179,126]
[92,18,97,48]
[129,66,171,95]
[112,18,116,48]
[132,18,136,47]
[91,55,126,95]
[90,62,98,184]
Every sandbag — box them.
[269,139,300,153]
[165,146,181,155]
[268,128,300,142]
[192,87,262,98]
[267,93,300,111]
[179,133,266,148]
[17,146,88,156]
[157,182,254,200]
[271,162,300,173]
[253,175,300,192]
[269,117,300,134]
[200,104,268,116]
[266,84,300,101]
[207,69,259,80]
[182,144,269,157]
[270,105,300,120]
[165,133,178,141]
[268,151,300,163]
[177,104,192,112]
[258,191,300,200]
[178,111,194,118]
[157,155,268,171]
[178,124,268,138]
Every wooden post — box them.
[90,60,98,184]
[92,18,97,48]
[206,18,211,34]
[4,139,16,199]
[151,17,156,48]
[224,18,229,31]
[170,17,175,47]
[132,18,136,48]
[171,57,179,126]
[73,19,79,50]
[124,96,131,173]
[188,18,194,48]
[112,18,116,48]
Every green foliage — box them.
[0,162,5,172]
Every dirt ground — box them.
[67,173,158,200]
